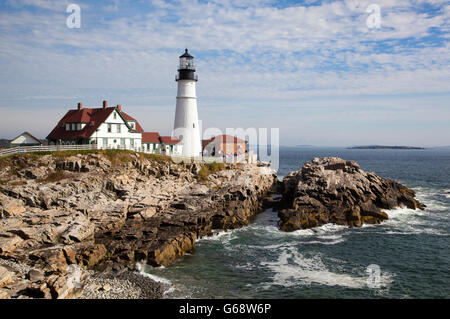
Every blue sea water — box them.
[142,147,450,298]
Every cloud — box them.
[0,0,449,145]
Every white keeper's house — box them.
[46,100,182,155]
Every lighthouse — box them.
[173,49,202,158]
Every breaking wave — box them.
[260,248,393,290]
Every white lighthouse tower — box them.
[173,49,202,158]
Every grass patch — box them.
[36,169,70,184]
[197,162,226,182]
[0,149,175,175]
[137,152,173,164]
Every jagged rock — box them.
[76,244,107,268]
[0,235,24,254]
[29,248,68,273]
[60,214,95,244]
[46,268,87,299]
[139,207,156,220]
[27,269,45,282]
[0,195,26,218]
[0,289,10,299]
[278,157,425,231]
[0,265,13,288]
[22,167,48,179]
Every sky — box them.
[0,0,449,146]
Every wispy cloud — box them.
[0,0,448,145]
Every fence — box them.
[0,144,259,164]
[0,144,142,157]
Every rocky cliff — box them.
[278,157,425,231]
[0,151,277,298]
[0,153,426,298]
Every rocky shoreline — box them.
[0,151,424,299]
[0,151,277,298]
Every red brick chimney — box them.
[117,104,122,111]
[103,100,108,108]
[77,102,82,110]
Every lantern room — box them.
[176,49,197,81]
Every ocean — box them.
[141,147,450,298]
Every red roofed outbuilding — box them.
[202,134,248,156]
[142,132,162,153]
[159,136,182,155]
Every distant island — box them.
[348,145,425,150]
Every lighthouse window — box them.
[193,123,195,128]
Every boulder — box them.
[28,269,45,282]
[60,214,95,244]
[46,268,86,299]
[278,157,425,231]
[29,248,68,273]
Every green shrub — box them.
[197,162,225,182]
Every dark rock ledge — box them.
[277,157,425,231]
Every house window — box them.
[72,123,76,131]
[129,122,135,129]
[103,138,108,146]
[121,138,125,146]
[117,124,121,133]
[107,124,112,133]
[130,138,134,147]
[193,123,195,128]
[113,112,117,120]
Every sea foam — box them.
[260,247,393,290]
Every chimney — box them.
[117,104,122,111]
[103,100,108,108]
[77,102,82,110]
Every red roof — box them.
[142,132,160,143]
[46,106,144,140]
[203,134,246,144]
[15,131,44,145]
[121,112,144,132]
[159,136,181,144]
